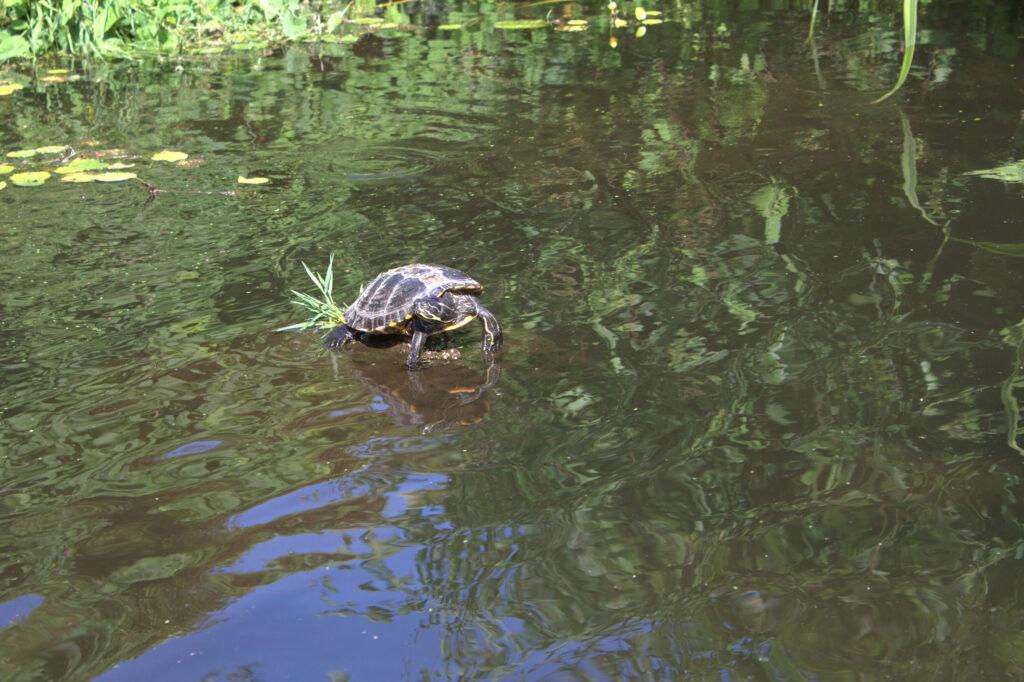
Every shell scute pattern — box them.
[344,264,483,335]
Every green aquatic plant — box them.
[276,255,347,332]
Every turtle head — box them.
[413,295,457,324]
[413,294,478,331]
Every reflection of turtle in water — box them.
[352,360,501,433]
[325,264,503,368]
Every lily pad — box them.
[9,171,51,187]
[61,171,137,183]
[153,150,188,162]
[437,23,464,30]
[35,145,65,154]
[61,172,100,183]
[95,172,137,182]
[0,181,5,190]
[0,164,12,174]
[54,158,107,174]
[238,175,270,185]
[494,20,549,29]
[0,83,24,96]
[6,149,36,158]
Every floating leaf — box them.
[238,175,269,185]
[47,69,69,74]
[152,150,188,162]
[641,18,663,25]
[35,145,65,154]
[613,18,627,28]
[635,7,646,20]
[495,20,549,29]
[7,149,36,158]
[9,171,51,186]
[0,181,5,190]
[0,83,24,96]
[437,23,464,30]
[0,164,12,174]
[62,171,137,183]
[54,158,107,174]
[636,25,647,37]
[61,172,100,183]
[39,75,69,83]
[95,172,137,182]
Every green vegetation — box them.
[1,0,926,101]
[276,255,347,332]
[0,0,362,59]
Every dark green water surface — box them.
[3,3,1024,680]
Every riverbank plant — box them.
[0,0,367,59]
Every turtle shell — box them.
[344,264,484,335]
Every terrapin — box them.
[325,264,503,368]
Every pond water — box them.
[2,2,1024,680]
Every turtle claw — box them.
[324,324,357,350]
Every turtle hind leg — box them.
[324,324,357,350]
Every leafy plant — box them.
[276,255,346,332]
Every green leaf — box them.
[964,160,1024,184]
[281,11,307,39]
[871,0,918,104]
[953,239,1024,258]
[0,34,31,60]
[9,171,50,186]
[54,158,108,174]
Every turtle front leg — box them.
[475,303,503,354]
[407,328,429,369]
[324,324,357,350]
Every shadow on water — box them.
[2,1,1024,680]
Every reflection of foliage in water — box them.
[2,4,1024,681]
